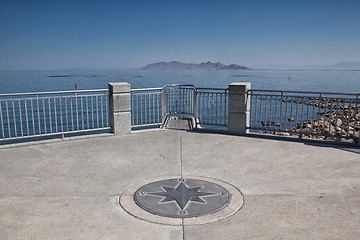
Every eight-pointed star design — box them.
[148,181,215,210]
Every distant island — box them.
[142,61,251,70]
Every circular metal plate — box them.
[133,178,231,218]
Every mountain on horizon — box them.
[322,61,360,70]
[248,61,360,70]
[142,61,251,70]
[297,61,360,70]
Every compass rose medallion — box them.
[134,178,231,218]
[149,181,215,210]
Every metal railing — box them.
[196,88,228,126]
[0,89,109,141]
[131,88,163,127]
[130,85,229,128]
[248,89,360,141]
[166,85,196,116]
[3,83,357,144]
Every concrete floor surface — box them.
[0,125,359,240]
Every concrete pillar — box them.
[228,82,251,135]
[193,89,198,128]
[108,82,131,135]
[161,88,169,123]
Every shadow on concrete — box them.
[247,133,360,155]
[190,128,360,155]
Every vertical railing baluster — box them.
[86,96,89,129]
[70,96,74,131]
[101,94,104,127]
[254,94,258,128]
[340,97,346,137]
[317,95,322,136]
[48,98,52,133]
[81,96,84,130]
[207,93,210,124]
[152,93,155,124]
[144,94,147,125]
[37,96,41,135]
[284,96,288,130]
[300,97,304,136]
[211,93,213,124]
[279,92,283,131]
[140,94,143,125]
[91,96,94,129]
[311,98,316,134]
[132,93,135,125]
[259,95,263,129]
[264,95,268,129]
[96,95,99,128]
[25,100,29,136]
[31,99,35,135]
[354,95,359,140]
[269,96,273,130]
[289,96,293,131]
[0,101,4,139]
[131,93,134,126]
[54,98,58,132]
[215,93,218,124]
[43,98,47,134]
[155,93,157,123]
[220,93,222,125]
[202,93,205,124]
[158,92,160,123]
[328,98,334,136]
[295,97,299,135]
[6,101,11,138]
[135,94,138,125]
[345,98,351,138]
[19,100,23,137]
[59,97,63,134]
[274,95,278,131]
[249,92,253,128]
[224,89,229,125]
[305,97,310,134]
[180,87,183,114]
[323,97,328,137]
[105,92,109,127]
[75,94,79,130]
[198,92,201,123]
[64,97,68,132]
[185,89,188,113]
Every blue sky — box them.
[1,0,360,70]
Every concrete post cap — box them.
[229,83,251,93]
[108,82,130,93]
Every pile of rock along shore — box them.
[273,98,360,143]
[293,103,359,143]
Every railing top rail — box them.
[131,84,227,93]
[0,89,109,97]
[131,87,162,92]
[196,87,229,91]
[249,89,360,96]
[163,84,196,89]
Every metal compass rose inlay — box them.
[134,178,231,218]
[149,181,215,210]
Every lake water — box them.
[0,69,359,94]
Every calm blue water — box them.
[0,69,359,94]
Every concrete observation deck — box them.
[0,120,359,239]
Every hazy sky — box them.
[1,0,360,70]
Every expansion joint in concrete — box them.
[179,131,183,178]
[182,218,185,240]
